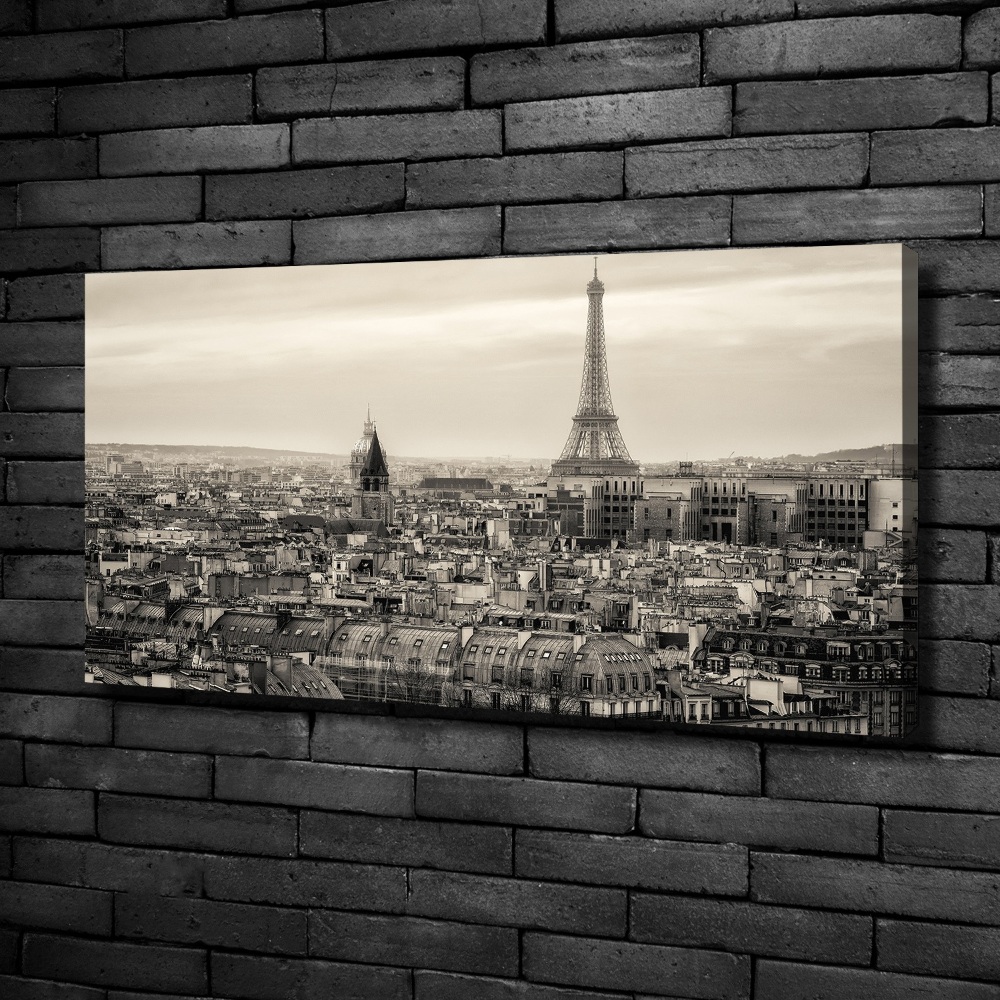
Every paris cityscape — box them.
[85,248,918,737]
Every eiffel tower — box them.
[550,260,639,477]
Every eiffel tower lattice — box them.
[550,261,639,477]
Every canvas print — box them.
[85,245,918,737]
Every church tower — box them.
[350,414,394,524]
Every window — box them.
[469,645,478,654]
[440,641,449,651]
[580,674,593,692]
[631,673,639,691]
[644,675,652,692]
[491,692,501,710]
[617,675,627,693]
[520,668,534,688]
[361,634,371,642]
[463,690,472,707]
[497,647,507,656]
[520,695,532,713]
[463,663,475,680]
[550,672,562,689]
[580,701,591,717]
[414,639,423,648]
[491,665,504,683]
[542,650,551,659]
[526,649,536,659]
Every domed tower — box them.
[349,406,376,488]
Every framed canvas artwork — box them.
[84,244,918,737]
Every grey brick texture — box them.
[0,2,995,997]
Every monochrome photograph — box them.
[85,246,918,737]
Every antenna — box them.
[593,256,598,278]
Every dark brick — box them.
[471,35,699,106]
[0,741,20,785]
[202,853,406,911]
[920,527,988,582]
[767,745,1000,811]
[0,507,83,549]
[922,471,1000,526]
[0,414,83,459]
[505,86,731,152]
[524,932,749,998]
[631,894,872,965]
[736,72,987,136]
[734,186,982,244]
[705,15,961,84]
[7,462,84,504]
[23,177,141,229]
[916,240,1000,294]
[99,794,297,856]
[878,918,1000,981]
[0,325,83,367]
[37,0,227,30]
[920,640,991,695]
[300,810,512,874]
[101,220,291,270]
[0,648,86,693]
[14,838,203,896]
[294,205,500,264]
[417,771,635,833]
[885,809,1000,870]
[639,790,878,855]
[205,163,403,220]
[293,110,501,166]
[311,910,519,976]
[0,881,111,935]
[0,139,95,185]
[99,123,289,176]
[0,30,122,84]
[0,228,99,274]
[920,585,1000,639]
[23,934,206,993]
[0,89,55,136]
[256,57,465,121]
[5,277,83,320]
[516,828,747,894]
[414,972,619,1000]
[0,787,93,835]
[873,127,1000,185]
[0,186,14,228]
[756,960,1000,1000]
[327,0,545,59]
[0,976,105,1000]
[211,953,410,1000]
[751,851,1000,925]
[60,75,252,133]
[126,11,322,77]
[799,0,963,13]
[116,893,306,954]
[25,744,211,798]
[0,0,30,33]
[504,196,731,254]
[215,755,413,816]
[0,929,13,972]
[115,702,309,757]
[406,869,626,937]
[923,415,1000,469]
[917,694,1000,753]
[3,555,84,599]
[407,152,622,209]
[312,713,523,773]
[966,7,1000,69]
[920,296,1000,353]
[1,693,108,744]
[988,184,999,237]
[528,727,759,794]
[555,0,794,42]
[627,132,867,197]
[4,368,83,410]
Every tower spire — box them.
[550,262,638,477]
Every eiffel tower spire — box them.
[551,261,639,477]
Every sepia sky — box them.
[86,245,907,462]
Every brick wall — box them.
[0,1,998,997]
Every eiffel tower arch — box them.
[551,261,640,478]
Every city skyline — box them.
[86,245,908,461]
